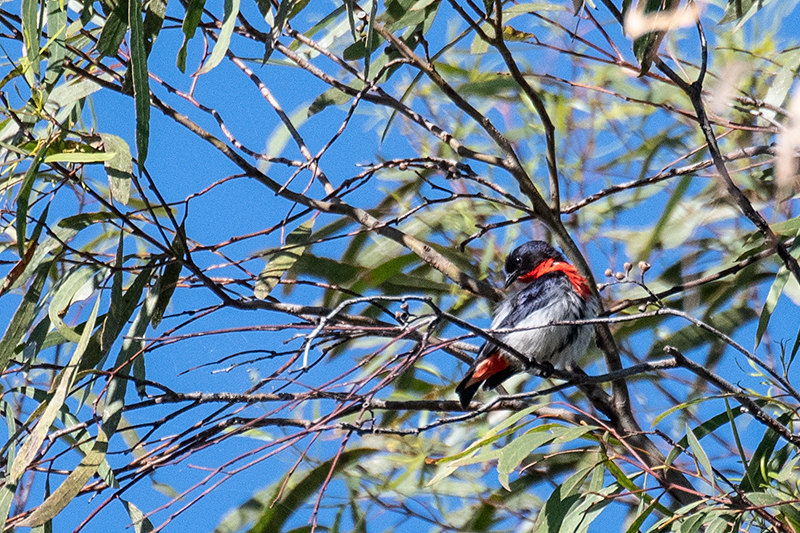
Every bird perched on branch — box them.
[456,240,599,408]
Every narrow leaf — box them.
[308,87,352,117]
[44,0,67,91]
[18,428,109,527]
[755,266,788,350]
[151,227,185,327]
[82,261,153,371]
[17,140,49,256]
[122,500,154,533]
[177,0,206,72]
[685,423,715,490]
[0,485,16,532]
[255,219,315,299]
[739,411,793,492]
[142,0,167,55]
[43,152,116,164]
[99,133,134,205]
[22,0,41,76]
[252,449,375,532]
[497,429,558,490]
[0,263,50,373]
[48,267,101,344]
[196,0,240,75]
[263,0,293,63]
[363,0,377,80]
[10,296,102,484]
[129,0,150,165]
[97,12,128,57]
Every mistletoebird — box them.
[456,241,599,408]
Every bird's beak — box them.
[503,271,518,289]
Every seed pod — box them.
[624,262,632,273]
[614,272,626,281]
[604,268,614,277]
[639,261,651,273]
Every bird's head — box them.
[503,240,566,289]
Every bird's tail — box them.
[455,352,513,408]
[455,372,482,409]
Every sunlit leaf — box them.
[122,500,155,533]
[99,133,134,205]
[685,423,715,490]
[18,427,109,527]
[196,0,240,75]
[10,296,101,484]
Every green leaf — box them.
[642,174,690,258]
[80,244,153,371]
[44,0,67,92]
[685,423,714,491]
[497,428,560,490]
[624,497,661,533]
[4,225,79,294]
[263,0,293,63]
[532,484,581,533]
[99,133,133,205]
[664,404,750,465]
[142,0,167,55]
[0,485,16,532]
[97,12,128,57]
[261,105,308,173]
[18,427,108,527]
[247,449,375,533]
[122,500,154,533]
[151,227,185,327]
[22,0,41,77]
[0,263,50,373]
[739,411,793,492]
[307,87,352,117]
[705,515,734,533]
[755,266,788,350]
[17,139,49,256]
[10,295,102,484]
[744,492,800,527]
[48,266,103,344]
[630,0,677,76]
[757,233,800,349]
[436,406,543,465]
[103,277,160,432]
[559,482,619,533]
[760,50,800,124]
[129,0,150,166]
[719,0,774,26]
[43,151,116,164]
[196,0,240,75]
[255,219,315,299]
[177,0,206,72]
[363,0,378,80]
[58,212,120,229]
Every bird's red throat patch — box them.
[517,258,593,300]
[466,352,508,387]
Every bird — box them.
[456,240,599,408]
